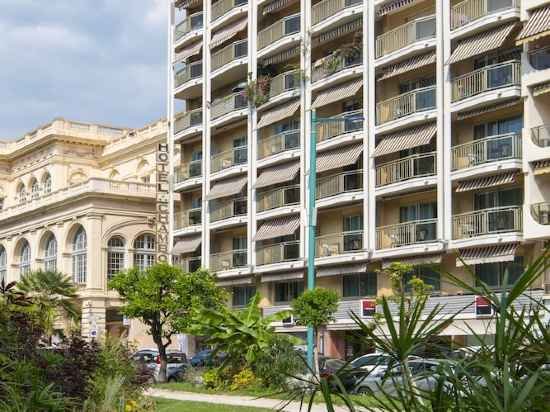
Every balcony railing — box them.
[452,206,522,239]
[529,46,550,70]
[211,0,247,21]
[451,0,519,30]
[316,230,363,257]
[179,256,202,273]
[175,61,203,87]
[376,86,436,125]
[258,130,300,159]
[211,92,248,119]
[211,40,248,71]
[312,0,362,25]
[451,133,521,171]
[175,12,204,41]
[211,145,247,173]
[312,53,362,83]
[316,170,363,199]
[451,61,521,102]
[531,125,550,148]
[375,15,436,58]
[210,249,247,271]
[531,203,550,225]
[376,219,437,249]
[175,109,202,135]
[256,241,300,265]
[268,70,301,99]
[175,159,202,183]
[257,185,300,212]
[258,13,300,50]
[376,152,436,187]
[210,197,247,222]
[174,208,202,230]
[317,110,363,142]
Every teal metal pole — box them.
[307,110,317,370]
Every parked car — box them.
[153,351,189,383]
[132,349,158,371]
[190,349,226,367]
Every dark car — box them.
[153,352,189,382]
[190,349,226,367]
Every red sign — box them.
[361,299,376,317]
[475,296,492,316]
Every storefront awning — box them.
[174,41,203,63]
[261,271,304,282]
[172,236,202,254]
[255,214,300,241]
[456,243,519,267]
[255,161,300,189]
[533,80,550,97]
[378,52,436,81]
[206,175,247,200]
[373,122,436,158]
[312,18,362,47]
[311,79,363,109]
[377,0,420,17]
[261,46,300,65]
[317,143,363,173]
[448,23,517,65]
[210,17,247,49]
[382,254,442,269]
[516,5,550,45]
[533,159,550,175]
[456,99,521,121]
[257,100,300,129]
[456,172,518,193]
[317,264,367,277]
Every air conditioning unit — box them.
[361,299,376,318]
[475,296,494,317]
[282,315,295,326]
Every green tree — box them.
[109,263,226,382]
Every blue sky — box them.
[0,0,168,138]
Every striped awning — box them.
[255,161,300,189]
[456,243,519,267]
[262,0,298,15]
[172,235,201,254]
[378,52,436,81]
[206,175,247,200]
[382,254,442,269]
[261,271,304,282]
[210,17,247,49]
[448,23,517,64]
[533,81,550,97]
[317,143,363,173]
[312,18,362,47]
[456,99,521,121]
[261,46,300,65]
[516,5,550,45]
[311,79,363,109]
[175,0,202,8]
[373,122,436,158]
[174,41,203,63]
[377,0,419,17]
[317,264,367,277]
[255,214,300,241]
[257,100,300,129]
[533,159,550,175]
[217,277,253,287]
[455,172,518,193]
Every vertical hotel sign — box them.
[156,143,170,263]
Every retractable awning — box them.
[533,159,550,175]
[262,0,298,15]
[516,5,550,45]
[206,175,247,200]
[172,236,202,254]
[174,41,203,63]
[216,277,253,287]
[311,79,363,109]
[210,17,247,49]
[261,271,304,282]
[175,0,202,8]
[456,243,519,267]
[255,214,300,241]
[316,264,367,277]
[382,254,442,269]
[456,99,521,121]
[377,0,420,17]
[317,143,363,173]
[373,122,436,158]
[257,100,300,129]
[312,18,362,47]
[456,172,518,193]
[255,161,300,189]
[261,46,300,65]
[533,81,550,97]
[378,52,436,81]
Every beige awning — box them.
[382,254,442,269]
[217,277,253,287]
[255,214,300,241]
[172,236,202,254]
[456,172,518,193]
[516,5,550,45]
[311,79,363,109]
[261,271,304,282]
[262,0,298,15]
[210,17,247,49]
[257,100,300,129]
[256,161,300,189]
[533,159,550,175]
[457,243,519,267]
[378,52,436,81]
[377,0,420,17]
[261,46,300,65]
[373,122,436,158]
[317,143,363,173]
[312,18,362,47]
[448,23,517,64]
[533,81,550,97]
[456,99,521,121]
[317,264,367,277]
[206,175,247,200]
[174,41,203,63]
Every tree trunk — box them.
[152,320,168,383]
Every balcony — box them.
[316,170,362,200]
[258,14,300,51]
[174,208,202,230]
[316,231,363,257]
[210,249,247,272]
[211,92,247,120]
[257,185,300,212]
[451,0,519,31]
[175,61,202,87]
[210,197,247,222]
[376,219,437,249]
[376,86,436,126]
[451,61,521,103]
[312,0,362,26]
[211,40,247,72]
[312,53,362,83]
[529,46,550,71]
[376,152,436,187]
[532,125,550,148]
[317,110,363,143]
[531,203,550,225]
[266,70,301,102]
[175,12,204,42]
[175,160,202,183]
[375,15,436,59]
[258,130,300,160]
[256,241,300,266]
[211,145,247,173]
[452,206,522,239]
[451,133,521,171]
[179,256,202,273]
[175,109,202,136]
[211,0,247,22]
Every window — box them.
[20,240,31,276]
[343,272,377,297]
[44,235,57,272]
[232,285,256,306]
[134,234,155,271]
[141,175,151,183]
[475,256,524,289]
[42,173,52,194]
[107,237,126,279]
[72,227,87,284]
[274,280,304,303]
[30,179,40,199]
[474,116,523,139]
[404,266,441,293]
[232,236,247,267]
[16,184,26,204]
[474,188,522,210]
[0,246,6,283]
[233,137,247,165]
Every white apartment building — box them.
[168,0,550,358]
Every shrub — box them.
[202,368,224,389]
[229,368,257,391]
[253,336,303,388]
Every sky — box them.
[0,0,168,139]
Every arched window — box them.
[42,173,52,194]
[44,235,57,272]
[107,237,125,279]
[72,227,87,284]
[0,246,6,282]
[20,240,31,276]
[16,183,26,204]
[134,234,155,271]
[30,179,40,200]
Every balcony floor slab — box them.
[173,225,202,238]
[375,109,437,135]
[451,159,522,181]
[451,88,521,113]
[312,65,364,92]
[316,191,364,210]
[174,177,202,192]
[373,241,445,261]
[257,148,301,169]
[450,232,523,250]
[210,164,248,182]
[375,39,436,68]
[315,251,368,267]
[317,131,363,153]
[258,35,301,60]
[209,215,248,230]
[254,259,304,273]
[450,9,520,41]
[375,175,437,198]
[256,205,301,221]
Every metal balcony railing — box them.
[531,125,550,148]
[316,230,363,257]
[256,241,300,265]
[210,197,247,222]
[312,0,363,25]
[451,0,519,30]
[211,92,248,119]
[451,61,521,102]
[211,145,247,173]
[257,185,300,212]
[211,40,248,71]
[312,53,362,83]
[375,15,436,58]
[268,70,301,99]
[175,12,204,41]
[316,170,363,199]
[179,256,202,273]
[175,109,202,135]
[175,61,203,87]
[531,203,550,225]
[317,110,363,142]
[376,86,436,125]
[376,152,436,187]
[452,206,522,239]
[257,129,300,159]
[210,249,247,271]
[174,208,202,230]
[258,13,300,50]
[376,219,437,249]
[529,46,550,70]
[175,160,202,183]
[451,133,521,171]
[211,0,247,21]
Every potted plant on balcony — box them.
[243,73,271,107]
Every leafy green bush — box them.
[229,368,257,391]
[202,368,224,389]
[253,336,303,388]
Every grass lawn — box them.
[154,397,272,412]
